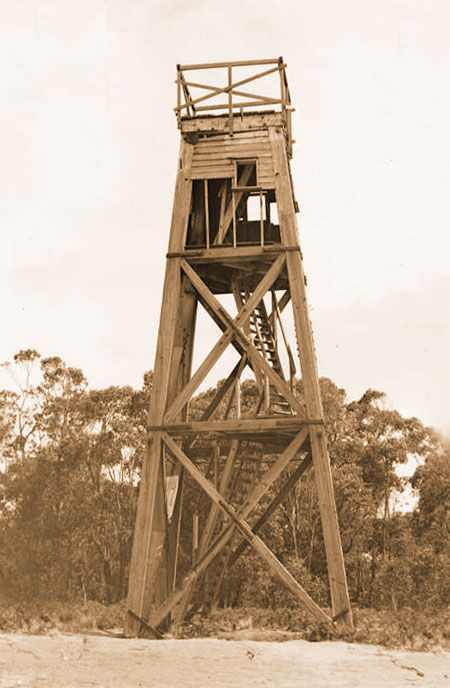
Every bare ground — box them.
[1,632,449,688]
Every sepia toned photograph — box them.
[1,1,449,685]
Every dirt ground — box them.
[1,632,449,688]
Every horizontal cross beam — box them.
[148,418,323,434]
[179,58,282,70]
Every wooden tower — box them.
[125,58,353,637]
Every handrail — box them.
[174,57,293,152]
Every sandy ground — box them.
[0,632,449,688]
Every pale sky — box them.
[1,0,449,436]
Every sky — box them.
[1,0,449,437]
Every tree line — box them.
[0,349,449,613]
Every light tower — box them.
[125,58,352,637]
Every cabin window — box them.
[184,174,281,249]
[235,160,257,187]
[185,178,232,248]
[247,194,265,222]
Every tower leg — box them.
[125,140,194,637]
[124,256,180,636]
[270,127,353,628]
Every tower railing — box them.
[175,57,293,151]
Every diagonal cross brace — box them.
[216,164,253,244]
[173,438,241,623]
[200,357,248,421]
[180,258,304,417]
[161,433,332,625]
[178,65,280,111]
[164,254,286,423]
[142,429,310,630]
[228,453,312,569]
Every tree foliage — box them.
[1,350,448,614]
[0,351,147,603]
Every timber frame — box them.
[125,58,353,637]
[175,57,293,156]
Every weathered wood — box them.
[146,428,309,629]
[273,289,296,380]
[200,440,240,553]
[129,282,197,628]
[230,90,280,103]
[194,139,271,150]
[183,84,280,106]
[227,454,312,569]
[190,168,234,180]
[165,465,184,598]
[179,258,305,417]
[124,139,194,637]
[147,417,320,435]
[166,246,299,261]
[180,112,285,134]
[204,179,210,249]
[199,357,248,422]
[176,69,181,125]
[192,512,199,553]
[179,58,281,70]
[182,70,281,106]
[165,277,198,415]
[216,164,253,244]
[127,609,163,639]
[127,71,352,637]
[195,144,270,155]
[194,129,271,141]
[193,150,271,160]
[163,255,285,423]
[162,433,331,625]
[169,142,194,252]
[163,276,198,606]
[176,62,285,112]
[231,185,268,192]
[269,126,353,628]
[193,154,271,163]
[172,364,250,622]
[195,99,281,113]
[179,71,195,117]
[232,285,264,392]
[228,65,233,134]
[174,439,241,623]
[214,449,314,611]
[194,129,272,142]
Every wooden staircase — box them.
[236,286,292,415]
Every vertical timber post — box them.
[269,127,353,626]
[124,139,194,636]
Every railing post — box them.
[228,65,233,135]
[259,191,264,246]
[279,57,286,117]
[176,65,181,127]
[232,191,237,247]
[204,179,210,249]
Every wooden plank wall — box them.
[191,130,275,188]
